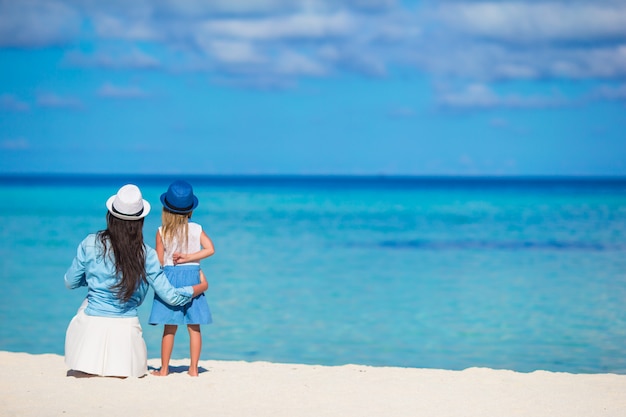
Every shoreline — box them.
[2,351,626,416]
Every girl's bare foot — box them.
[188,366,199,377]
[151,368,169,376]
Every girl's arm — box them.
[172,231,215,265]
[155,229,165,266]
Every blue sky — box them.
[1,0,625,176]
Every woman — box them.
[64,184,208,378]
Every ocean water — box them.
[1,175,625,374]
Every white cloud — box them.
[0,0,81,47]
[275,51,328,76]
[411,40,626,83]
[211,75,298,90]
[388,107,416,118]
[489,118,509,128]
[92,14,160,41]
[437,83,570,109]
[404,1,626,83]
[0,138,30,150]
[78,0,396,17]
[593,83,626,100]
[438,84,500,108]
[1,0,626,96]
[202,40,265,65]
[0,94,30,112]
[431,2,626,44]
[97,83,149,99]
[201,12,355,40]
[327,48,387,76]
[65,48,161,69]
[566,45,626,79]
[37,93,83,109]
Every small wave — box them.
[373,239,622,251]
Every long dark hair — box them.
[97,212,147,303]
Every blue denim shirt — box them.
[65,234,194,318]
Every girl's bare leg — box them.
[187,324,202,376]
[152,325,178,376]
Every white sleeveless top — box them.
[159,222,202,266]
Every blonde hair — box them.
[161,208,191,253]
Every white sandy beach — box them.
[1,351,625,417]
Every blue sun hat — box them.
[160,180,199,214]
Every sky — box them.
[1,0,625,176]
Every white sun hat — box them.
[106,184,151,220]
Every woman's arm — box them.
[64,236,90,289]
[195,269,209,296]
[145,247,207,305]
[172,231,215,265]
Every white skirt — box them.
[64,300,148,377]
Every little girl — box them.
[149,180,215,376]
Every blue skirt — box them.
[148,265,212,325]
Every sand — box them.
[1,351,625,417]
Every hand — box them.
[172,252,189,265]
[199,270,208,288]
[191,270,209,297]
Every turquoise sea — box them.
[1,175,625,374]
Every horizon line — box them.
[2,172,626,178]
[2,172,626,183]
